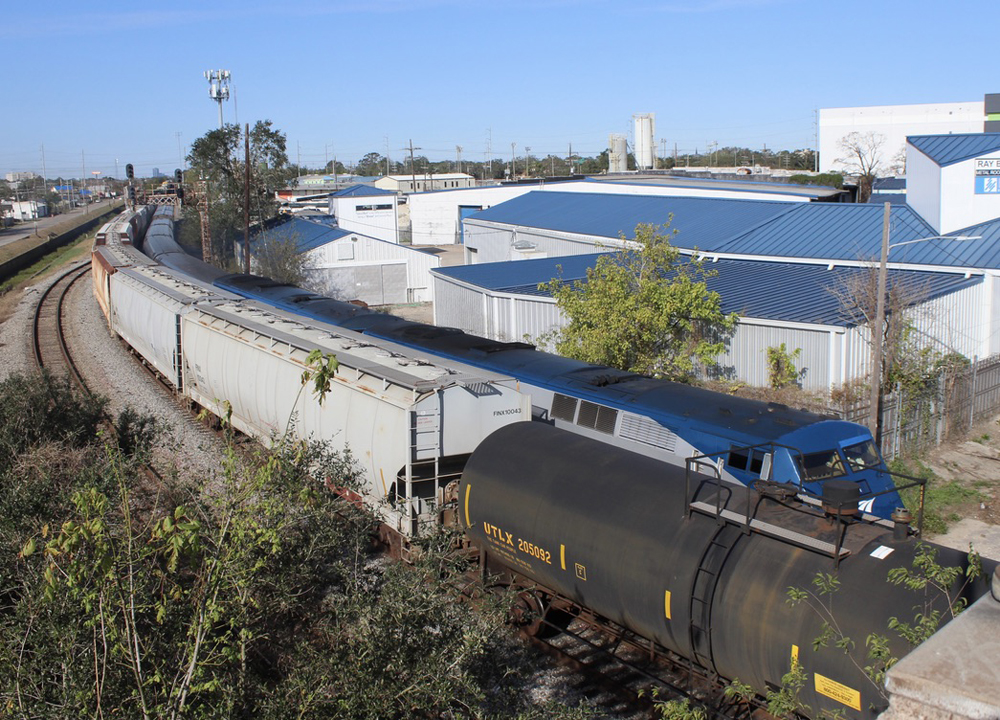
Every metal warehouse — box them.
[250,216,439,305]
[438,135,1000,392]
[407,175,832,248]
[432,255,982,392]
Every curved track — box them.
[32,261,92,388]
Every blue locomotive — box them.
[213,273,906,521]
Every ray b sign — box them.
[975,157,1000,194]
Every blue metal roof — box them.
[582,176,841,199]
[252,217,351,254]
[470,191,1000,269]
[434,255,980,327]
[330,184,395,198]
[908,134,1000,167]
[872,177,906,191]
[713,203,938,261]
[469,191,797,249]
[867,193,908,205]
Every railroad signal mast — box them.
[204,69,231,129]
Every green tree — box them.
[187,120,292,263]
[355,151,386,176]
[252,227,307,286]
[767,343,802,389]
[540,222,737,381]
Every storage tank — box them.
[461,422,994,720]
[608,134,627,173]
[633,113,656,170]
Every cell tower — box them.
[204,69,231,129]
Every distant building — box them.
[374,173,475,194]
[328,185,400,243]
[5,171,38,183]
[245,216,439,304]
[819,94,997,174]
[4,200,48,220]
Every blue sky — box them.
[2,0,996,178]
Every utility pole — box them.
[176,131,184,169]
[511,142,516,179]
[487,128,492,177]
[525,146,530,177]
[568,143,573,174]
[869,202,891,446]
[385,136,391,176]
[81,150,87,214]
[41,145,47,184]
[244,124,251,275]
[814,109,819,172]
[407,139,421,193]
[456,145,462,174]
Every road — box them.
[0,198,119,249]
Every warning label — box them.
[814,673,861,711]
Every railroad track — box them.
[32,260,92,387]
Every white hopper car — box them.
[93,207,530,542]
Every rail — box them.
[31,261,92,390]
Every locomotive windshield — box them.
[842,439,881,470]
[801,449,847,480]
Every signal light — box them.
[175,169,183,183]
[125,163,134,180]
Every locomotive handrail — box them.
[685,440,807,531]
[686,442,929,564]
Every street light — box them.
[869,200,983,444]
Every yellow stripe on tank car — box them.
[791,644,799,663]
[664,590,672,620]
[560,544,566,570]
[464,484,471,527]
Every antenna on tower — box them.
[204,70,231,129]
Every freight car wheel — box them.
[511,590,575,638]
[511,591,549,637]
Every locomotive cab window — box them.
[801,450,847,480]
[842,440,880,471]
[728,447,766,474]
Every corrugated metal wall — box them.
[710,322,833,389]
[464,222,622,264]
[434,277,487,336]
[433,266,990,393]
[307,235,439,302]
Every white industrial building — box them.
[251,216,439,305]
[328,185,400,244]
[4,199,48,220]
[374,173,475,194]
[431,133,1000,392]
[408,175,841,250]
[819,94,998,174]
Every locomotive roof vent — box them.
[822,480,861,519]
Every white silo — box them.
[633,113,656,170]
[608,134,628,173]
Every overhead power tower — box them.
[204,69,231,129]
